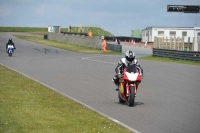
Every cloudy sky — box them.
[0,0,199,36]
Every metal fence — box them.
[153,48,200,61]
[106,43,122,52]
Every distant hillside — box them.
[0,27,47,32]
[61,27,114,37]
[0,26,114,37]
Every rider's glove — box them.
[117,73,123,78]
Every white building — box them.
[48,26,61,33]
[142,26,200,43]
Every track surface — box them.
[1,33,200,133]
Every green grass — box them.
[0,27,48,35]
[61,27,113,36]
[1,27,199,133]
[0,65,133,133]
[0,26,113,37]
[140,56,200,66]
[14,35,122,55]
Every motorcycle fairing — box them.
[124,72,140,81]
[119,82,124,93]
[7,45,14,53]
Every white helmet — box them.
[125,51,135,64]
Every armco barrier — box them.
[153,48,200,61]
[106,43,122,52]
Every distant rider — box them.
[112,50,144,91]
[6,38,16,53]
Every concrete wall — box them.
[47,32,101,49]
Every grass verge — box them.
[0,65,133,133]
[0,26,114,36]
[14,35,122,55]
[139,56,200,66]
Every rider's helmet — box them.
[125,50,135,64]
[8,38,12,43]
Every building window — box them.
[198,32,200,36]
[150,31,152,36]
[170,31,176,37]
[146,31,149,36]
[182,31,187,37]
[158,31,164,36]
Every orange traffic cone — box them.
[124,40,126,45]
[115,38,117,44]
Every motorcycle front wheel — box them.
[127,86,135,107]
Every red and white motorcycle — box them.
[118,64,142,107]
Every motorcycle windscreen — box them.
[124,64,141,81]
[125,64,136,73]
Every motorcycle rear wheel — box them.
[127,86,135,107]
[8,53,12,57]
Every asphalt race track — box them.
[1,33,200,133]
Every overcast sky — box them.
[0,0,199,36]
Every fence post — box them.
[170,37,172,49]
[174,37,176,50]
[159,37,161,48]
[187,37,190,51]
[156,37,159,48]
[198,37,200,51]
[162,37,165,48]
[192,37,195,51]
[177,37,180,50]
[181,37,184,51]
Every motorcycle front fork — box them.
[126,83,137,97]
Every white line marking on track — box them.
[82,55,117,65]
[0,62,140,133]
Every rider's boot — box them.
[112,77,119,91]
[115,85,119,91]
